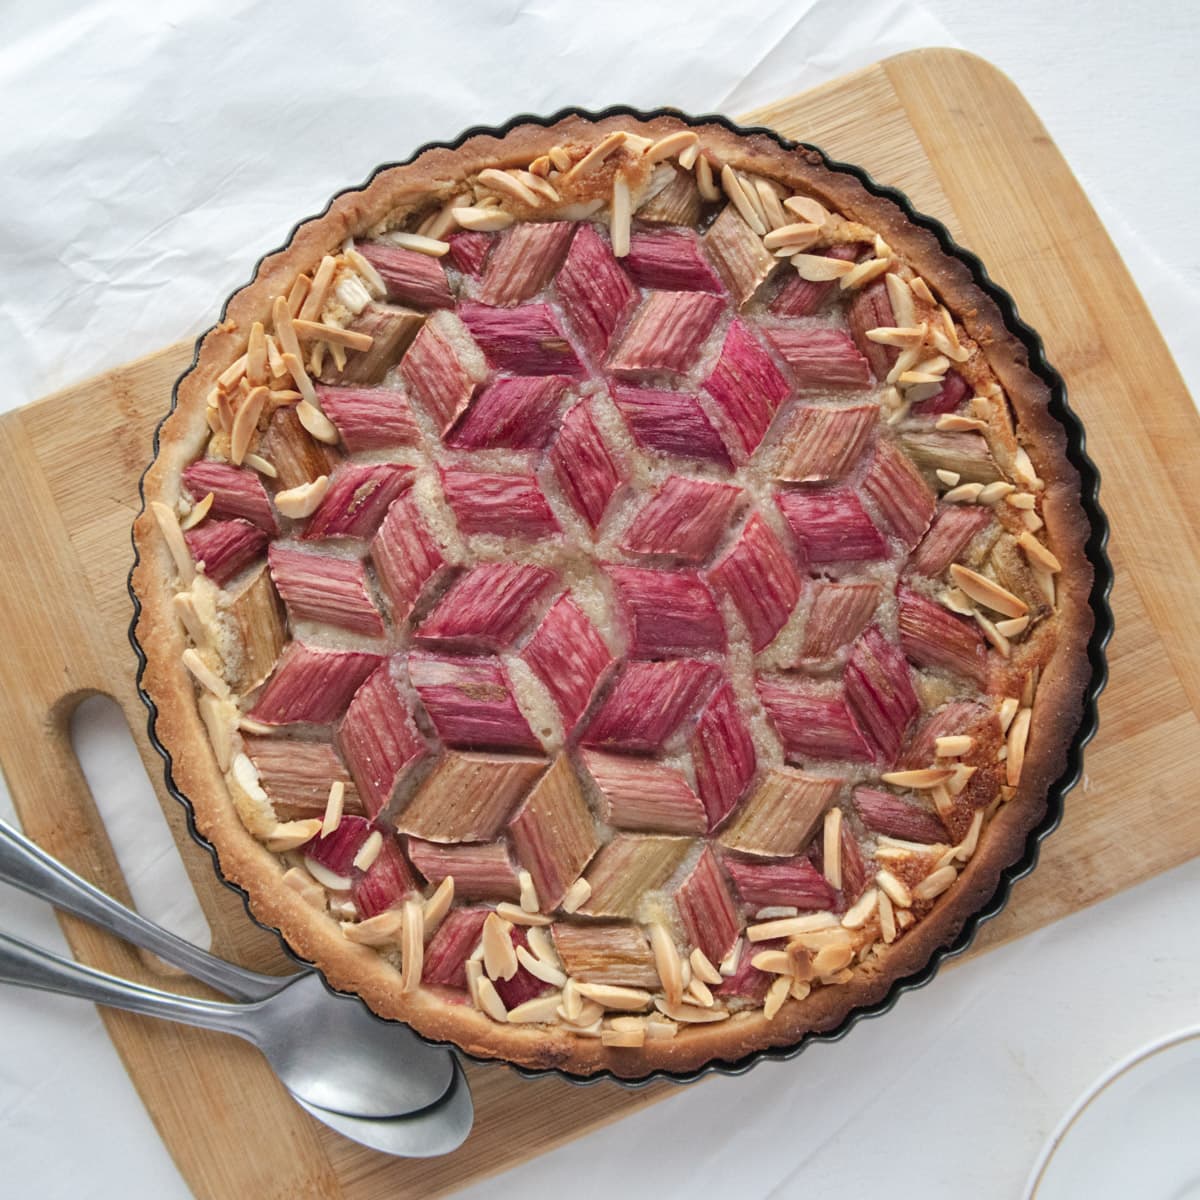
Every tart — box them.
[132,111,1095,1079]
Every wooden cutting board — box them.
[0,47,1197,1199]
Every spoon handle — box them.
[0,819,290,1001]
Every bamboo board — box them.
[0,48,1197,1199]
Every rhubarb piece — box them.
[185,519,268,586]
[519,594,613,731]
[183,461,278,533]
[225,565,286,692]
[267,545,385,636]
[337,664,429,817]
[357,241,454,310]
[690,684,756,832]
[508,754,601,908]
[900,700,995,769]
[446,375,570,450]
[844,626,920,764]
[315,385,421,453]
[839,822,869,902]
[582,750,707,835]
[259,406,340,490]
[769,245,859,317]
[800,581,881,659]
[775,488,888,564]
[492,925,554,1008]
[719,768,842,857]
[555,223,640,360]
[608,291,724,377]
[703,202,776,307]
[423,907,490,989]
[862,441,937,550]
[911,369,971,417]
[896,585,989,686]
[701,319,790,457]
[624,229,723,292]
[605,565,726,657]
[853,788,948,844]
[775,404,878,483]
[714,941,773,1001]
[620,475,741,562]
[706,513,802,651]
[761,327,872,390]
[407,652,540,751]
[476,220,573,306]
[577,834,692,918]
[637,165,702,227]
[583,659,720,753]
[909,506,993,576]
[551,923,660,989]
[321,303,425,386]
[399,312,486,433]
[846,279,897,381]
[724,855,837,910]
[249,642,383,726]
[439,467,560,539]
[459,300,585,376]
[303,814,372,877]
[900,431,1000,485]
[370,493,448,622]
[416,563,554,652]
[672,846,741,965]
[352,834,418,918]
[446,231,494,277]
[301,462,413,541]
[757,677,873,763]
[242,735,362,822]
[407,839,521,901]
[610,386,730,467]
[548,396,623,530]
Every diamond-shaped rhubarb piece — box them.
[250,643,383,726]
[508,754,601,909]
[267,545,385,636]
[407,652,540,751]
[896,585,989,687]
[776,488,888,564]
[259,406,340,490]
[853,788,948,844]
[605,565,726,657]
[757,677,873,763]
[620,475,741,563]
[423,907,490,989]
[416,563,555,653]
[577,835,693,918]
[548,396,624,530]
[303,814,371,877]
[336,664,430,817]
[800,581,881,660]
[583,659,720,753]
[315,385,421,453]
[446,375,570,450]
[719,768,842,856]
[519,594,613,731]
[554,223,640,361]
[242,735,362,822]
[492,925,555,1009]
[774,404,878,483]
[846,278,897,381]
[836,819,869,902]
[703,202,776,307]
[701,319,790,458]
[407,838,521,901]
[909,506,993,576]
[762,327,872,390]
[610,385,731,468]
[691,684,756,832]
[862,441,937,550]
[581,750,707,835]
[551,923,660,989]
[911,369,970,417]
[900,430,1000,485]
[397,750,545,842]
[321,303,425,386]
[671,846,741,965]
[637,164,702,227]
[714,941,774,1001]
[769,245,859,317]
[356,241,454,310]
[352,834,419,918]
[459,300,584,376]
[439,467,560,539]
[476,220,573,306]
[899,701,996,769]
[724,854,837,910]
[183,461,278,532]
[398,311,487,433]
[608,291,724,377]
[370,493,448,623]
[706,513,802,651]
[301,462,413,541]
[185,519,268,586]
[624,229,723,292]
[226,566,286,692]
[844,626,919,765]
[447,231,494,277]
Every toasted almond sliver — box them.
[695,153,720,202]
[878,889,897,944]
[791,253,855,282]
[977,480,1016,505]
[839,257,890,290]
[754,906,798,920]
[320,780,345,837]
[1007,707,1032,787]
[422,876,455,937]
[243,452,277,478]
[944,482,985,504]
[948,763,977,797]
[719,939,743,977]
[341,909,404,946]
[842,888,880,930]
[751,950,793,976]
[282,865,326,910]
[265,818,323,853]
[494,901,553,926]
[451,205,515,232]
[865,324,927,349]
[935,735,974,758]
[821,806,843,890]
[720,164,766,235]
[352,830,383,873]
[274,475,330,519]
[559,878,591,914]
[813,943,855,977]
[654,997,730,1024]
[977,608,1013,657]
[151,501,195,584]
[956,811,985,862]
[762,221,821,250]
[477,167,542,208]
[763,974,791,1021]
[548,145,572,172]
[576,982,652,1012]
[291,320,374,353]
[949,564,1029,619]
[880,768,954,789]
[230,385,269,466]
[475,975,508,1022]
[601,1027,645,1048]
[385,230,451,257]
[1018,530,1063,573]
[482,913,519,982]
[343,244,387,298]
[996,615,1031,638]
[610,172,632,258]
[561,978,583,1022]
[563,131,628,182]
[783,194,829,225]
[245,322,268,387]
[217,353,249,391]
[937,414,989,433]
[517,870,539,914]
[525,926,559,968]
[689,948,722,986]
[648,922,683,1008]
[507,993,563,1024]
[515,945,567,988]
[182,647,228,699]
[297,399,340,446]
[645,129,699,164]
[180,492,214,532]
[686,977,716,1008]
[913,865,958,902]
[298,255,339,323]
[875,869,912,909]
[747,913,838,942]
[197,693,234,770]
[910,275,935,304]
[936,468,962,488]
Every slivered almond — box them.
[936,469,961,487]
[783,194,829,225]
[763,974,791,1020]
[956,811,984,862]
[790,978,812,1002]
[878,889,897,944]
[452,206,515,232]
[885,272,916,327]
[197,693,234,770]
[654,997,730,1024]
[751,950,793,975]
[151,501,195,584]
[996,615,1031,637]
[677,140,700,170]
[839,257,890,290]
[1022,668,1040,708]
[875,869,912,909]
[841,888,879,929]
[320,780,345,837]
[689,948,722,986]
[547,145,572,172]
[514,170,560,204]
[560,878,591,914]
[494,902,553,926]
[648,922,683,1008]
[686,978,715,1008]
[978,481,1016,505]
[719,939,743,977]
[282,865,326,910]
[866,324,927,349]
[182,648,228,698]
[305,857,351,891]
[218,352,249,390]
[243,452,276,478]
[947,763,976,797]
[931,784,954,822]
[910,276,935,304]
[694,153,720,202]
[281,352,319,409]
[563,131,628,181]
[274,475,330,519]
[422,876,455,936]
[941,587,975,616]
[913,865,958,902]
[755,907,798,920]
[507,993,563,1024]
[385,230,451,257]
[763,221,820,250]
[478,167,542,208]
[975,610,1012,657]
[949,564,1029,618]
[298,255,338,322]
[286,276,310,318]
[482,913,519,982]
[342,909,404,946]
[475,975,508,1022]
[1006,707,1032,786]
[935,735,974,758]
[525,926,559,968]
[601,1026,645,1048]
[944,482,984,504]
[292,320,374,352]
[645,1015,680,1039]
[813,943,855,976]
[1006,491,1037,511]
[296,399,339,445]
[610,173,632,257]
[172,593,212,651]
[755,178,789,230]
[265,333,286,379]
[353,830,383,872]
[518,869,539,914]
[560,978,583,1022]
[792,253,854,281]
[1018,530,1062,573]
[720,165,766,235]
[645,129,699,163]
[246,322,268,387]
[265,818,323,852]
[576,982,652,1011]
[180,492,214,531]
[516,945,567,987]
[343,245,387,297]
[937,414,989,433]
[230,385,269,466]
[823,807,843,890]
[748,913,838,942]
[879,768,954,789]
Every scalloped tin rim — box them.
[127,104,1114,1091]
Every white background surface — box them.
[0,1,1197,1197]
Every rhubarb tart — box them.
[132,111,1096,1078]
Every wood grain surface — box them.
[0,48,1195,1199]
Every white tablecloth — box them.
[1,1,1196,1196]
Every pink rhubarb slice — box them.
[896,585,989,687]
[800,581,881,660]
[757,677,873,764]
[476,220,573,306]
[316,385,421,453]
[459,300,584,376]
[608,290,724,377]
[370,493,448,622]
[581,750,707,836]
[776,487,888,564]
[853,788,948,844]
[862,441,937,550]
[769,245,859,317]
[249,643,383,726]
[911,369,971,417]
[623,228,723,293]
[267,544,384,636]
[610,385,731,468]
[357,241,454,310]
[548,396,624,530]
[303,814,371,878]
[352,835,419,918]
[519,593,613,731]
[416,562,555,652]
[844,625,920,765]
[554,223,640,361]
[690,683,757,832]
[183,461,278,533]
[582,658,719,754]
[605,564,726,658]
[446,375,570,450]
[672,845,742,965]
[909,506,993,577]
[492,926,554,1008]
[620,475,741,563]
[846,279,897,381]
[724,855,837,911]
[407,652,540,751]
[701,319,790,458]
[185,519,268,587]
[423,907,490,989]
[446,231,494,277]
[398,314,483,434]
[719,768,842,857]
[577,834,693,918]
[301,462,413,541]
[899,700,996,769]
[439,467,560,539]
[774,404,878,483]
[762,327,872,390]
[703,203,776,307]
